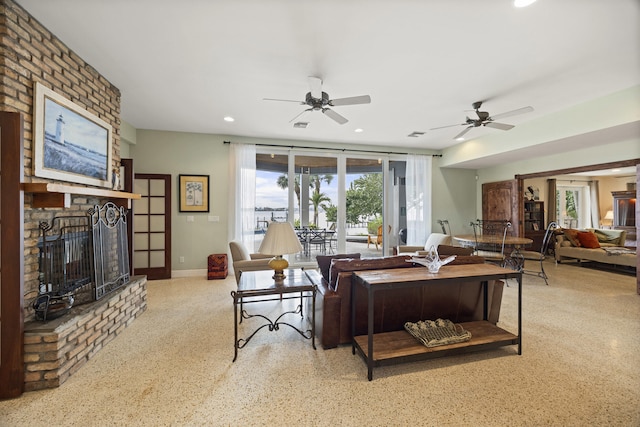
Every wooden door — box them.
[133,174,172,280]
[482,180,522,236]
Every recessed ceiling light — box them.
[514,0,536,7]
[455,136,465,141]
[223,116,235,122]
[354,128,363,133]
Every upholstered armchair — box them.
[396,232,452,256]
[228,241,273,284]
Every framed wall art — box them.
[179,174,210,212]
[33,82,113,188]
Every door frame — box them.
[0,112,25,398]
[133,173,172,280]
[516,158,640,294]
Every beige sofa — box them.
[555,228,636,268]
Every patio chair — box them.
[309,228,327,254]
[367,225,383,250]
[326,223,337,254]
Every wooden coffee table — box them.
[231,268,318,362]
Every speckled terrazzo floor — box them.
[1,261,638,427]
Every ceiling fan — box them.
[264,76,371,125]
[431,101,534,140]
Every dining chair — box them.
[513,222,559,285]
[470,219,512,267]
[437,219,451,235]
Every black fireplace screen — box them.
[38,202,130,305]
[38,215,93,298]
[90,202,130,300]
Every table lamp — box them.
[258,221,304,280]
[604,210,614,222]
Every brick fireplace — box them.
[0,0,146,396]
[23,276,147,391]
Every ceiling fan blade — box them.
[489,106,534,121]
[308,76,322,99]
[289,108,312,123]
[453,126,473,140]
[430,123,466,130]
[484,122,514,131]
[263,98,305,104]
[329,95,371,106]
[322,108,348,125]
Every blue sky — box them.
[256,170,360,210]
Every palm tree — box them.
[310,191,331,227]
[276,175,301,207]
[309,174,334,226]
[276,173,335,226]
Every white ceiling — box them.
[15,0,640,165]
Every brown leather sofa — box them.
[308,249,505,349]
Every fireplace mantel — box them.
[23,182,141,209]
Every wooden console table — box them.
[352,264,522,380]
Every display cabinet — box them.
[612,191,636,243]
[524,200,544,232]
[524,201,545,252]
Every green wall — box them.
[126,129,638,273]
[129,131,459,272]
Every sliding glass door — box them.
[254,153,290,252]
[345,157,385,255]
[255,148,408,260]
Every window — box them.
[557,185,590,229]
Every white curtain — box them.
[228,143,256,251]
[547,178,557,224]
[405,154,432,245]
[589,180,600,228]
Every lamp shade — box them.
[604,210,614,221]
[258,222,303,256]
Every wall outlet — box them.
[187,216,194,222]
[179,256,185,263]
[208,215,220,222]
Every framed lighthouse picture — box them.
[33,82,113,188]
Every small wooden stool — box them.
[207,254,228,279]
